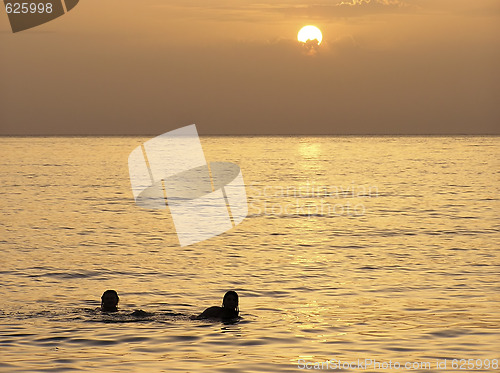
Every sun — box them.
[297,25,323,45]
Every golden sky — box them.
[0,0,499,134]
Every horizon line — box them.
[0,133,499,137]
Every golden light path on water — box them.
[0,136,498,372]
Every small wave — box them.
[2,308,191,325]
[429,328,469,338]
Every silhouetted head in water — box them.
[101,290,119,312]
[193,290,240,320]
[222,290,239,317]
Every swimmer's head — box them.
[101,290,119,312]
[222,291,239,311]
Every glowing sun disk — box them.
[298,25,323,45]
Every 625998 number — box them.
[451,359,498,370]
[5,2,53,14]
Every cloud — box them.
[336,0,411,14]
[267,0,414,20]
[274,0,500,19]
[154,0,500,23]
[414,0,500,17]
[147,0,412,23]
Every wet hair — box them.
[222,290,239,316]
[101,289,119,312]
[193,291,240,320]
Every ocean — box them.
[1,136,499,372]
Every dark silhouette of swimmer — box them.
[100,290,119,312]
[194,291,239,320]
[130,309,151,317]
[99,290,153,317]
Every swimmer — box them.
[100,290,119,312]
[193,291,239,320]
[130,309,152,317]
[99,290,152,317]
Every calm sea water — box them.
[1,136,499,373]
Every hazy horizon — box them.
[1,133,499,137]
[1,0,499,135]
